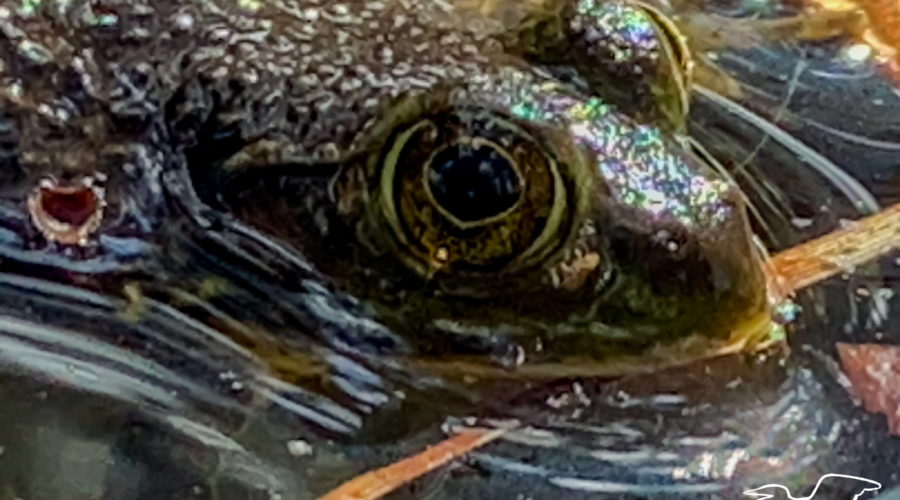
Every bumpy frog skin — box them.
[0,0,767,362]
[0,0,770,475]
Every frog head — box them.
[0,0,768,435]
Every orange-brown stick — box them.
[768,202,900,299]
[316,428,505,500]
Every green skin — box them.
[0,0,767,478]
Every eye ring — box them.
[363,104,580,278]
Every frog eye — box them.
[362,107,578,277]
[511,0,693,128]
[573,0,692,126]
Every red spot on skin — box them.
[27,178,105,246]
[837,343,900,435]
[39,186,99,227]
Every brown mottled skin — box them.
[0,0,769,497]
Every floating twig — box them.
[767,202,900,299]
[315,428,505,500]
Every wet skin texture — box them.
[0,0,771,497]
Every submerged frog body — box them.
[0,0,771,495]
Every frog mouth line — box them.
[2,201,895,404]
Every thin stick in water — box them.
[316,428,505,500]
[768,202,900,298]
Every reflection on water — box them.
[1,8,899,500]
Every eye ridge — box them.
[422,136,525,228]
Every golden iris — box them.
[371,107,575,277]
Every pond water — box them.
[0,1,898,499]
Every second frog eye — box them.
[369,106,578,277]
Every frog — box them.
[0,0,776,497]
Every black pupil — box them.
[426,143,522,222]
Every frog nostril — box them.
[27,177,106,245]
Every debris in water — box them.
[286,439,313,458]
[837,343,900,435]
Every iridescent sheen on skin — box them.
[0,0,767,395]
[572,0,660,65]
[509,83,732,228]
